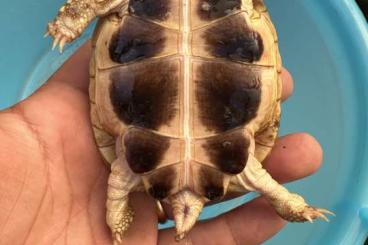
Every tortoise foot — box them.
[272,193,335,223]
[108,205,134,244]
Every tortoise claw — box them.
[303,215,313,223]
[52,33,61,50]
[115,232,122,244]
[315,211,330,222]
[273,194,334,223]
[314,208,336,222]
[107,205,134,244]
[47,20,74,53]
[59,37,68,53]
[175,233,186,241]
[299,206,334,223]
[318,208,336,216]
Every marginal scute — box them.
[195,61,262,132]
[203,130,250,174]
[93,126,115,147]
[109,60,179,130]
[124,128,170,174]
[197,0,241,20]
[109,17,166,64]
[129,0,171,21]
[203,14,264,62]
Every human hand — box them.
[0,42,322,245]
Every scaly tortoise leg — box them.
[45,0,128,52]
[106,156,141,243]
[235,153,334,222]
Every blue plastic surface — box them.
[1,0,367,244]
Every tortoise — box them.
[45,0,333,242]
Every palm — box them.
[0,43,115,244]
[0,43,323,245]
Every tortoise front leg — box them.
[106,156,141,243]
[46,0,128,52]
[235,153,334,222]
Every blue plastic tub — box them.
[1,0,367,244]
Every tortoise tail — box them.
[170,189,205,241]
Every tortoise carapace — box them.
[46,0,333,242]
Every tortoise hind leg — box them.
[235,153,333,222]
[106,156,141,243]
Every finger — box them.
[281,68,294,101]
[159,133,323,244]
[48,41,91,93]
[263,132,323,183]
[120,192,158,245]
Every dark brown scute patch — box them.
[203,130,250,174]
[124,129,170,174]
[109,17,166,64]
[147,167,177,199]
[109,61,178,130]
[196,62,261,132]
[198,0,241,20]
[129,0,171,21]
[199,167,225,200]
[204,15,264,62]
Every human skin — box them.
[0,42,322,245]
